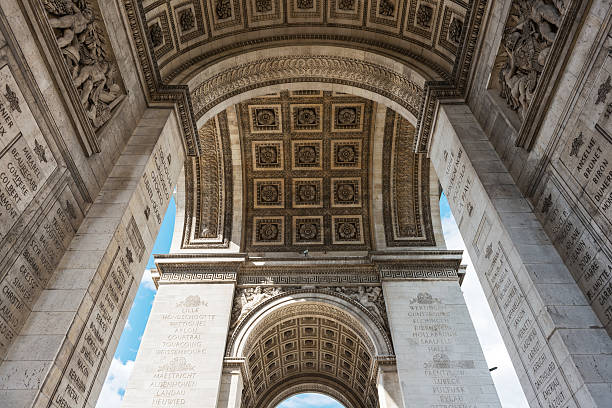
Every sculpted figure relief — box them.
[43,0,123,130]
[336,286,386,323]
[231,286,283,328]
[498,0,565,120]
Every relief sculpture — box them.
[43,0,123,130]
[498,0,566,120]
[230,286,283,328]
[336,286,387,324]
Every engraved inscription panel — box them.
[0,65,57,239]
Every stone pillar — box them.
[216,361,243,408]
[383,277,501,408]
[122,278,235,408]
[429,103,612,407]
[0,108,185,408]
[376,363,404,408]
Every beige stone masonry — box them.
[429,103,612,408]
[383,279,500,408]
[122,282,235,408]
[0,108,185,408]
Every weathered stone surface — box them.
[122,283,234,408]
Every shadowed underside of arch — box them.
[233,299,387,408]
[176,90,439,251]
[122,0,488,156]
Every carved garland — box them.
[120,0,487,155]
[190,55,424,121]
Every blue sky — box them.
[96,193,528,407]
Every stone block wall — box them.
[0,0,148,363]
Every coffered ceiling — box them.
[240,307,379,408]
[178,90,437,252]
[238,91,373,251]
[140,0,470,82]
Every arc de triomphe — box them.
[0,0,610,408]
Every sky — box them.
[96,193,529,408]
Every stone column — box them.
[383,276,500,408]
[376,363,404,408]
[122,276,235,408]
[0,108,185,408]
[216,360,244,408]
[429,103,612,407]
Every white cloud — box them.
[441,211,529,408]
[141,269,157,291]
[96,358,135,408]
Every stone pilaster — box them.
[122,270,236,408]
[376,362,404,408]
[0,108,184,408]
[429,103,612,407]
[217,360,244,408]
[382,272,501,408]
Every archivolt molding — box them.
[227,294,393,358]
[235,300,383,408]
[122,0,487,155]
[190,55,424,121]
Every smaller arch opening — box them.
[276,393,345,408]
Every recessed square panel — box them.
[290,104,323,132]
[254,178,285,208]
[292,140,322,170]
[288,0,324,22]
[331,103,364,132]
[253,217,284,245]
[331,140,361,169]
[252,141,283,170]
[293,216,324,244]
[328,0,362,25]
[247,0,284,27]
[248,104,282,133]
[332,177,361,207]
[366,0,404,34]
[293,178,323,208]
[332,215,364,244]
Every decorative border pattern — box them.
[382,109,436,246]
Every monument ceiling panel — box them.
[241,311,379,408]
[140,0,470,81]
[382,109,436,246]
[238,91,373,252]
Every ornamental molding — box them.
[378,267,459,281]
[121,0,488,155]
[157,272,237,283]
[155,262,240,283]
[227,288,394,357]
[190,55,424,121]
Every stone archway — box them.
[226,294,393,408]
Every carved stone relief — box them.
[237,91,374,251]
[497,0,566,121]
[42,0,125,131]
[382,109,436,246]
